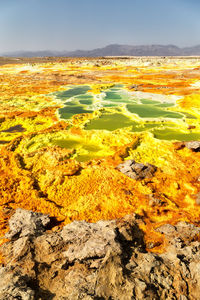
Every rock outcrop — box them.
[185,141,200,152]
[1,209,200,299]
[117,160,157,180]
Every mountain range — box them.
[1,44,200,57]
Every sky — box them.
[0,0,200,53]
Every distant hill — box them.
[2,44,200,57]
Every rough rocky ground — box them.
[1,208,200,300]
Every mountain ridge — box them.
[1,44,200,57]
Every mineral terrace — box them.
[0,57,200,299]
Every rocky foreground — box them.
[0,208,200,300]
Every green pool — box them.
[55,85,198,141]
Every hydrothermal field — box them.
[0,57,200,254]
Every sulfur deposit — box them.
[0,57,200,298]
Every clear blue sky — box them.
[0,0,200,52]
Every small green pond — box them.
[86,113,137,131]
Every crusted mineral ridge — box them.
[116,160,157,180]
[1,209,200,299]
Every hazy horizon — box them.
[0,0,200,53]
[2,43,200,55]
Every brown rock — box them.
[1,210,200,299]
[117,160,157,180]
[185,141,200,152]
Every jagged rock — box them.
[1,209,200,299]
[5,208,50,240]
[156,221,200,242]
[0,268,35,300]
[185,141,200,152]
[117,159,157,180]
[61,220,120,262]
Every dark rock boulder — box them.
[117,160,157,180]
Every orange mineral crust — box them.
[0,57,200,255]
[1,135,200,253]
